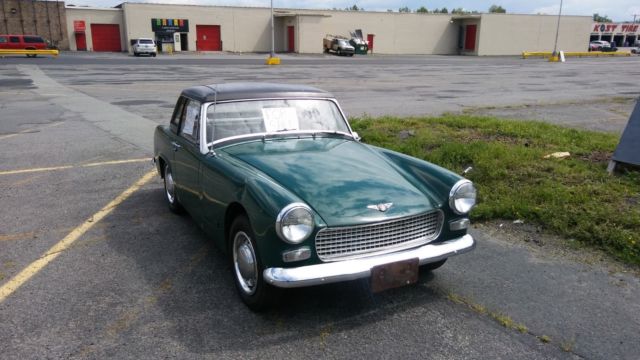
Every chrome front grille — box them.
[315,211,443,261]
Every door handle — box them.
[171,142,181,151]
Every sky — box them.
[65,0,640,22]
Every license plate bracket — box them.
[370,258,419,293]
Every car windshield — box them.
[139,39,154,44]
[206,99,349,143]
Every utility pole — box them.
[270,0,274,57]
[552,0,563,56]
[265,0,280,64]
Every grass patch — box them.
[539,335,552,343]
[351,115,640,265]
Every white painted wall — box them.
[477,14,592,55]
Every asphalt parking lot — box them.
[1,52,639,359]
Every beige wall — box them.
[477,14,592,55]
[65,7,124,51]
[297,10,459,55]
[297,15,324,54]
[122,3,271,52]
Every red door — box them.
[90,24,121,52]
[196,25,221,51]
[75,33,86,51]
[464,24,477,51]
[287,26,295,52]
[367,34,374,51]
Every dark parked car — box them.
[153,83,477,310]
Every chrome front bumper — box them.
[263,234,475,288]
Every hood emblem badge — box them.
[367,203,393,212]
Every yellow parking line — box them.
[0,170,156,303]
[83,158,150,168]
[1,165,74,175]
[0,158,149,176]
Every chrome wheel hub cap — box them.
[165,166,175,204]
[233,232,258,295]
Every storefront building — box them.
[2,0,594,55]
[590,23,639,47]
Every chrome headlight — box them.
[276,203,314,244]
[449,180,477,215]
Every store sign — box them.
[592,23,639,33]
[74,20,86,32]
[151,18,189,32]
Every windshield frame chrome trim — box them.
[203,97,356,151]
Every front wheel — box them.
[230,216,280,311]
[163,163,184,214]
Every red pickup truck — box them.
[0,34,47,57]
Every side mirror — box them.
[352,131,361,141]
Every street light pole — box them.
[552,0,563,55]
[270,0,275,57]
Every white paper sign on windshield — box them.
[262,107,299,132]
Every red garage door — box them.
[196,25,221,51]
[91,24,121,52]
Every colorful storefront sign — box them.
[151,18,189,32]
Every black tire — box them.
[163,163,184,214]
[422,258,447,271]
[337,49,342,56]
[230,215,280,311]
[134,52,139,57]
[152,53,157,57]
[348,53,354,57]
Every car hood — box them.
[221,137,442,227]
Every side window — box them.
[170,97,186,133]
[9,36,20,43]
[24,36,44,44]
[179,100,201,144]
[0,37,7,44]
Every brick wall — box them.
[0,0,69,49]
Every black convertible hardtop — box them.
[181,82,335,103]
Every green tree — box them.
[439,7,449,14]
[488,5,506,13]
[345,4,363,11]
[416,6,429,13]
[398,6,411,13]
[451,7,467,14]
[593,13,612,22]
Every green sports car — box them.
[153,83,476,310]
